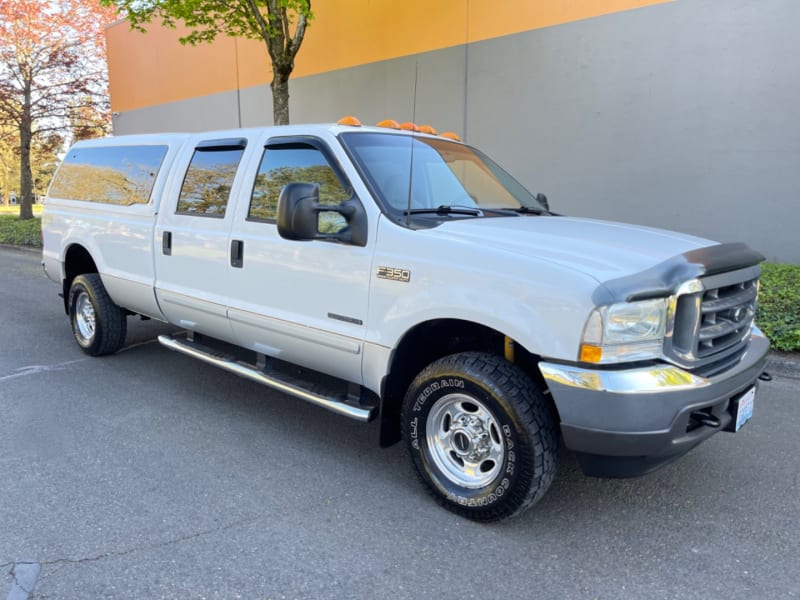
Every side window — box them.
[48,145,168,205]
[248,145,349,222]
[176,146,245,217]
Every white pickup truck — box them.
[42,118,769,521]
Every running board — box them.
[157,334,375,423]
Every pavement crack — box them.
[38,515,261,569]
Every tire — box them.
[68,273,127,356]
[401,352,558,521]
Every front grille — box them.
[665,266,760,370]
[697,278,758,357]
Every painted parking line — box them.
[0,338,162,384]
[0,359,88,383]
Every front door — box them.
[226,137,372,384]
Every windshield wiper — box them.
[490,206,551,216]
[403,204,484,217]
[513,206,548,215]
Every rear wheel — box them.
[69,273,127,356]
[401,352,557,521]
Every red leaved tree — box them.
[0,0,117,219]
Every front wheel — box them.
[69,273,127,356]
[401,352,558,521]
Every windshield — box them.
[340,132,545,221]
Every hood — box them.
[434,215,715,283]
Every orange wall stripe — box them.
[107,0,673,113]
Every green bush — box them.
[0,215,41,247]
[757,263,800,352]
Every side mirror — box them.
[536,193,550,212]
[277,182,368,247]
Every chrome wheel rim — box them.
[426,393,505,489]
[75,291,96,343]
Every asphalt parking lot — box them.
[1,246,799,599]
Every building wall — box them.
[107,0,800,262]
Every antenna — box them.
[405,61,419,227]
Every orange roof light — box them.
[439,131,462,141]
[337,116,362,126]
[399,122,421,132]
[376,119,400,129]
[418,124,437,135]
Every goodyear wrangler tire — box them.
[401,352,557,521]
[69,273,127,356]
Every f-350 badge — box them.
[377,266,411,283]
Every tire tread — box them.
[70,273,127,356]
[401,351,558,521]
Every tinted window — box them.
[249,145,349,221]
[340,132,543,216]
[48,145,167,205]
[176,147,244,217]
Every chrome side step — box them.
[157,334,375,423]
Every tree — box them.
[101,0,312,126]
[0,0,116,219]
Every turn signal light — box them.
[579,344,602,363]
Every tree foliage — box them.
[250,164,347,220]
[101,0,313,126]
[0,0,116,219]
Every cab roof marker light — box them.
[337,116,362,127]
[399,122,421,132]
[376,119,400,129]
[440,131,462,141]
[418,124,437,135]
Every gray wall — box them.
[113,0,800,263]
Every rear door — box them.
[154,137,248,341]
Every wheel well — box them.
[62,244,97,313]
[379,319,555,447]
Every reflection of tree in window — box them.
[249,147,349,221]
[177,148,244,216]
[49,146,167,205]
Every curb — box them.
[766,352,800,379]
[0,244,41,254]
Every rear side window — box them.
[176,145,245,217]
[48,145,168,205]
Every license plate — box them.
[735,386,756,431]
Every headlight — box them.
[580,298,667,363]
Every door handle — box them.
[230,239,244,268]
[162,231,172,255]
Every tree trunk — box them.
[18,85,34,220]
[271,70,291,126]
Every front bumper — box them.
[539,331,770,477]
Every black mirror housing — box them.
[277,182,368,247]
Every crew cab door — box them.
[154,138,248,340]
[225,137,372,384]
